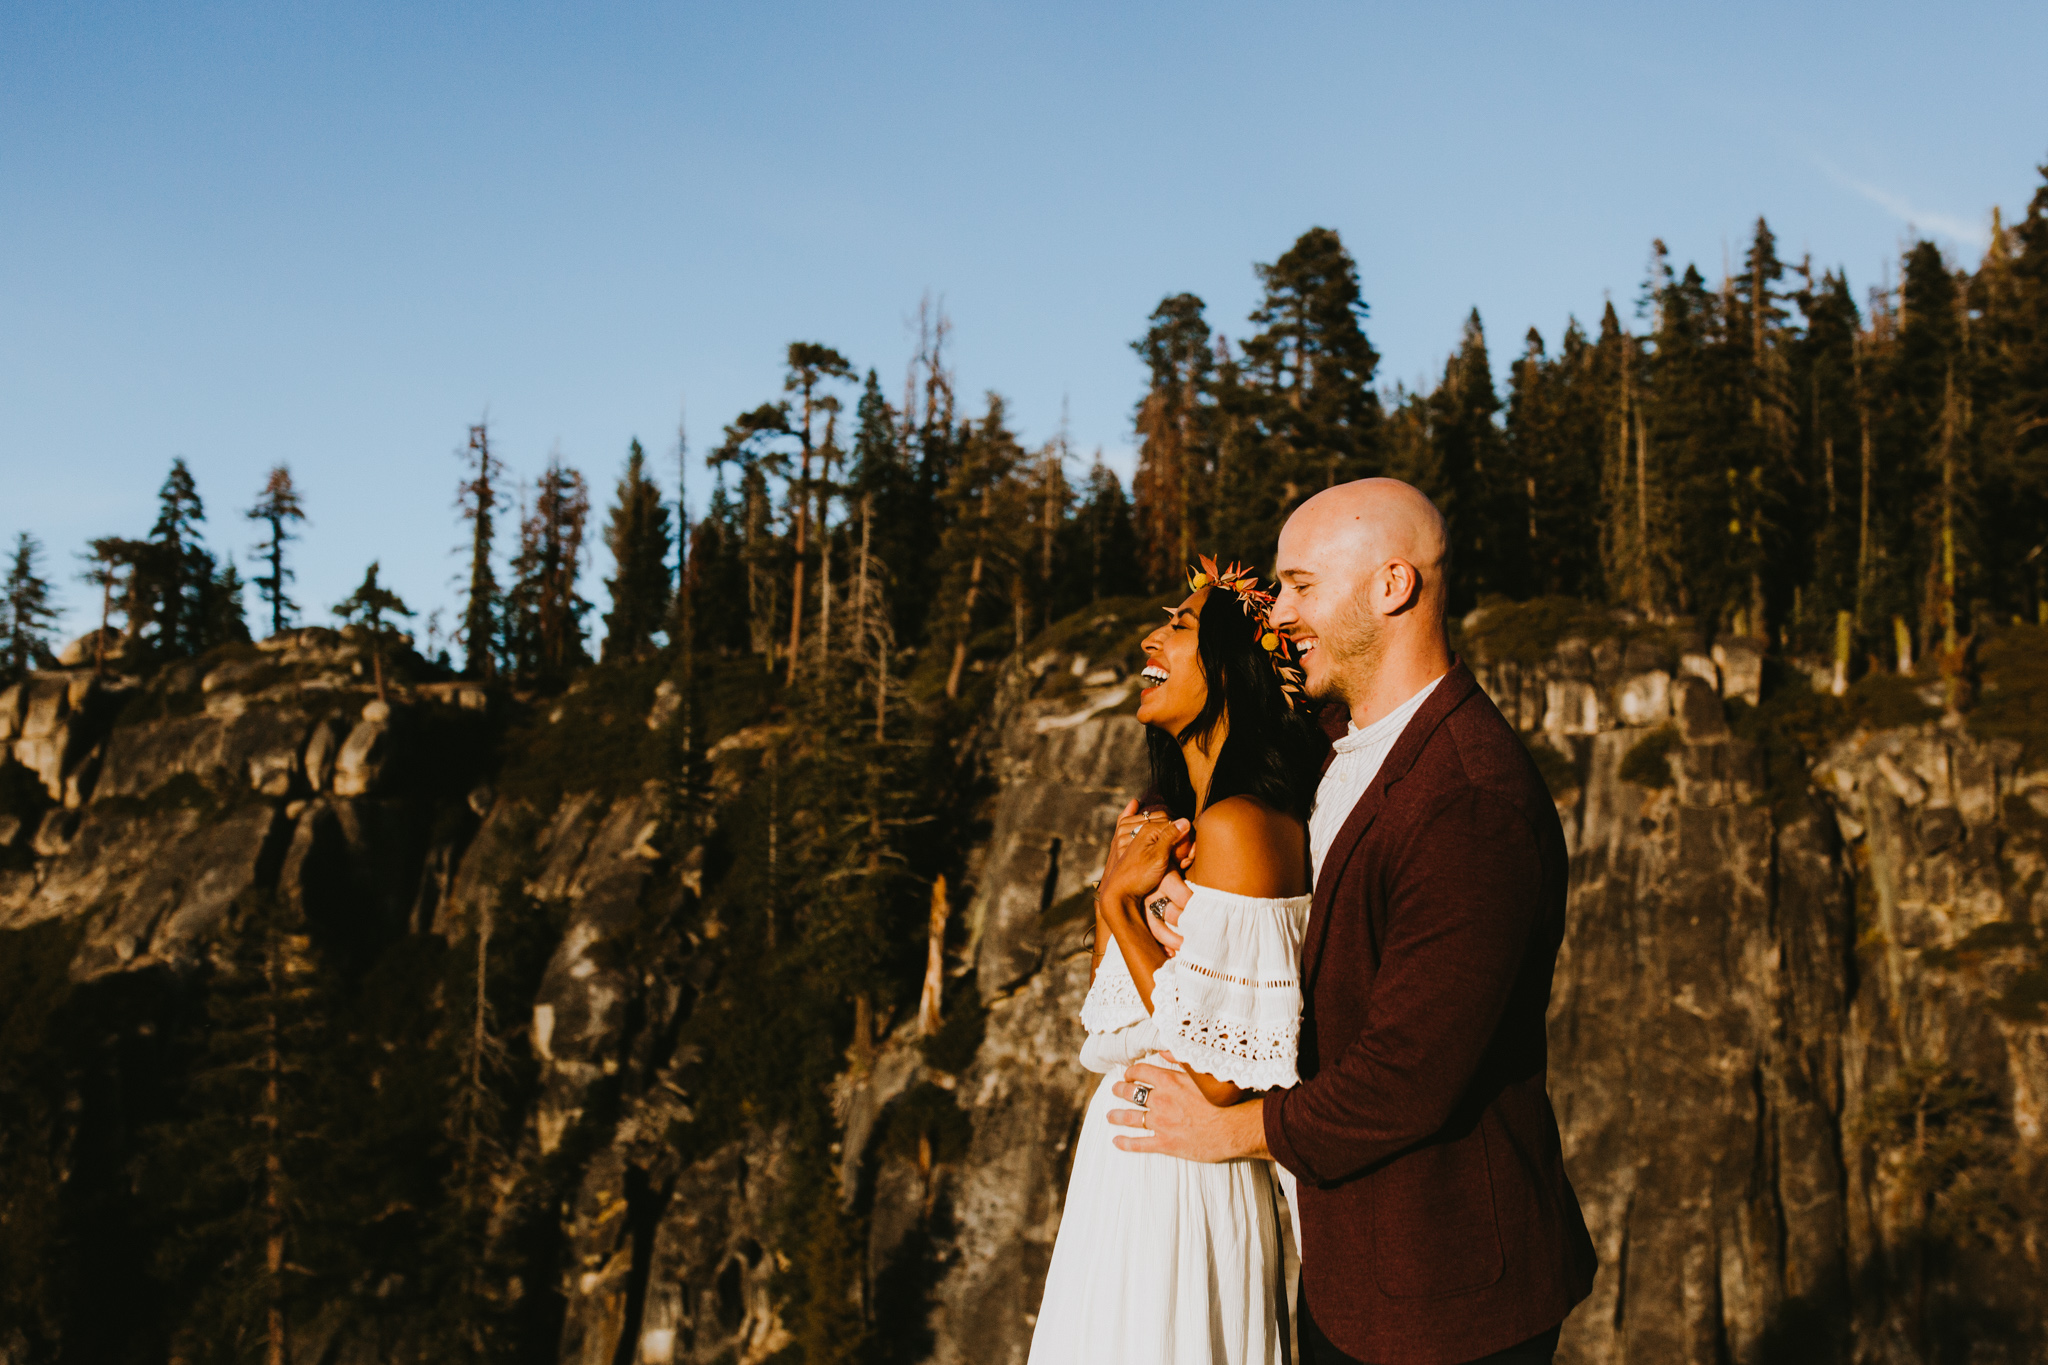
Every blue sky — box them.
[5,1,2045,640]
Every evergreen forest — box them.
[3,159,2048,1364]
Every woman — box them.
[1027,559,1322,1365]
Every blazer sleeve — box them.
[1264,787,1541,1185]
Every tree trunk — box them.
[944,552,985,700]
[265,937,287,1365]
[917,875,949,1036]
[786,447,812,686]
[1832,610,1852,696]
[1857,360,1874,630]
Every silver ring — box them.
[1131,1083,1151,1108]
[1146,895,1171,920]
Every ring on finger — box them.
[1131,1083,1151,1108]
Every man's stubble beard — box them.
[1305,587,1387,712]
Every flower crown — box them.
[1186,554,1309,707]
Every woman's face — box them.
[1135,587,1210,735]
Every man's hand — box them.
[1107,1055,1271,1162]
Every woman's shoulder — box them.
[1189,795,1307,897]
[1196,793,1304,839]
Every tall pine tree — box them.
[246,465,308,640]
[2,533,58,682]
[601,439,672,661]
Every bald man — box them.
[1109,479,1596,1364]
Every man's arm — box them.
[1264,789,1541,1184]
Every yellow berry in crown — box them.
[1260,631,1279,651]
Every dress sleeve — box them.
[1149,884,1309,1090]
[1076,937,1158,1074]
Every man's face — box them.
[1269,518,1385,706]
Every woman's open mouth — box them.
[1139,665,1170,689]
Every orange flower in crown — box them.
[1186,554,1309,707]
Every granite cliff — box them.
[1,608,2043,1363]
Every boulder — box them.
[329,720,387,797]
[55,628,124,668]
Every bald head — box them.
[1286,478,1448,593]
[1268,478,1454,722]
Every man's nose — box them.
[1268,589,1298,629]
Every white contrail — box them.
[1816,157,1988,250]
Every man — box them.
[1109,478,1596,1365]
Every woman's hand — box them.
[1098,800,1197,953]
[1099,815,1193,918]
[1105,800,1171,879]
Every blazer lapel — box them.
[1300,660,1479,988]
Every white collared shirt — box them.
[1308,675,1444,882]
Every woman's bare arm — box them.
[1102,797,1307,1108]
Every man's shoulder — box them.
[1409,681,1556,831]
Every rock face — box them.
[2,614,2044,1365]
[1474,627,2048,1364]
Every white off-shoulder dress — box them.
[1027,882,1311,1365]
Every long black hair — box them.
[1145,584,1322,822]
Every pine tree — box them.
[1643,258,1732,619]
[1239,227,1383,509]
[781,343,855,683]
[198,557,252,652]
[1792,267,1865,661]
[900,299,960,644]
[935,395,1029,699]
[2,533,59,682]
[1727,217,1799,640]
[503,460,592,681]
[1131,294,1214,589]
[457,424,503,680]
[149,894,338,1365]
[1506,320,1606,598]
[333,562,414,701]
[1975,164,2048,624]
[246,465,308,639]
[1429,310,1512,609]
[848,369,930,645]
[711,403,796,669]
[1051,455,1139,614]
[1880,241,1969,662]
[600,439,673,661]
[79,535,147,673]
[1591,301,1660,613]
[125,458,215,658]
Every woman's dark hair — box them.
[1146,585,1322,821]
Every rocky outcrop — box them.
[2,608,2044,1365]
[1471,620,2048,1363]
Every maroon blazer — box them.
[1264,660,1596,1365]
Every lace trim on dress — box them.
[1150,959,1303,1090]
[1143,881,1310,1090]
[1179,959,1297,991]
[1079,938,1151,1036]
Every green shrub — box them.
[1619,725,1679,789]
[1459,596,1624,667]
[1971,623,2048,762]
[1991,967,2048,1022]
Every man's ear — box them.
[1380,559,1422,615]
